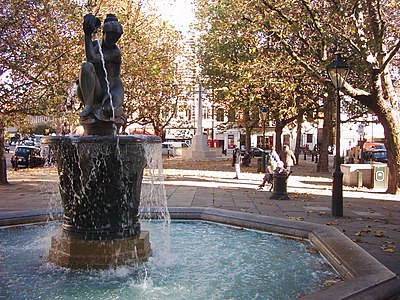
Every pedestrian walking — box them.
[232,145,241,179]
[279,145,296,173]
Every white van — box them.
[162,142,189,157]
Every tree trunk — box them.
[317,89,333,172]
[353,70,400,194]
[0,125,9,185]
[382,115,400,194]
[294,114,303,163]
[380,69,400,194]
[275,121,284,153]
[244,109,252,153]
[373,71,400,194]
[245,126,252,153]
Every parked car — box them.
[11,146,45,169]
[250,147,267,157]
[362,149,388,163]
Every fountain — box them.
[1,12,400,300]
[41,13,161,269]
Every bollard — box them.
[269,172,290,200]
[357,170,362,187]
[1,157,7,183]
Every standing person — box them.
[232,145,242,179]
[270,146,280,164]
[279,145,296,173]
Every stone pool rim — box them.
[1,207,399,300]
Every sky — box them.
[155,0,196,34]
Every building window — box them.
[186,108,192,120]
[306,134,313,143]
[203,107,210,119]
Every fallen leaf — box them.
[382,248,395,253]
[375,230,384,237]
[307,248,319,254]
[381,244,395,253]
[326,221,338,226]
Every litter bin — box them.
[269,172,290,200]
[372,165,388,188]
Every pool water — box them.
[0,221,340,299]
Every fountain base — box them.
[48,231,151,269]
[42,134,161,270]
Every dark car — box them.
[11,146,45,169]
[251,147,271,157]
[362,149,388,163]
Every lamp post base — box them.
[332,169,343,217]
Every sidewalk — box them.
[1,157,400,276]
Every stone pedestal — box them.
[48,231,151,269]
[182,134,217,161]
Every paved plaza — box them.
[1,156,400,277]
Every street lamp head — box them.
[327,53,349,90]
[260,107,268,121]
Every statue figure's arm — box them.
[83,14,101,63]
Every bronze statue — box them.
[77,14,126,134]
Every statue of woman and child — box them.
[76,13,126,135]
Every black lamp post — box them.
[260,108,268,173]
[327,53,349,217]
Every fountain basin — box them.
[0,208,399,299]
[0,216,338,299]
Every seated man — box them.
[258,161,288,191]
[258,161,277,191]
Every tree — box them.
[252,0,400,193]
[197,0,400,193]
[195,0,320,154]
[0,0,82,184]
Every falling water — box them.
[141,141,171,255]
[94,33,116,122]
[141,141,170,222]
